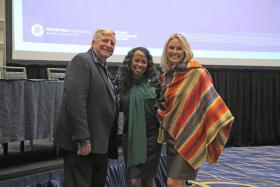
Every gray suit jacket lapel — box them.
[87,51,116,103]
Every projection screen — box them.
[11,0,280,66]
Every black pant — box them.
[63,151,108,187]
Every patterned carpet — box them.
[192,146,280,187]
[1,143,280,187]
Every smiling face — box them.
[130,50,148,79]
[92,32,116,60]
[166,38,185,66]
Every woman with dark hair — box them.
[115,47,162,187]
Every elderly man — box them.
[54,28,118,187]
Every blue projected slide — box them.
[12,0,280,66]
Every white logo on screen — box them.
[31,24,44,37]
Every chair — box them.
[0,66,27,80]
[0,66,29,155]
[46,68,66,80]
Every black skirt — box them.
[165,131,198,180]
[122,127,162,179]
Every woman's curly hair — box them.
[115,47,159,94]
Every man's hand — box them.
[77,143,92,155]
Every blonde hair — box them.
[92,28,115,42]
[161,33,193,73]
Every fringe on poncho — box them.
[157,60,234,169]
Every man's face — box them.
[92,34,116,60]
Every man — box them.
[54,28,118,187]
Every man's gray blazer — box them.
[54,50,117,156]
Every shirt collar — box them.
[89,48,107,68]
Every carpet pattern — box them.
[194,146,280,187]
[1,144,280,187]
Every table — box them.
[0,79,63,144]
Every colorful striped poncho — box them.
[157,60,234,169]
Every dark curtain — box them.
[207,66,280,146]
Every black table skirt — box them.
[0,79,63,142]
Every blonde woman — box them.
[157,34,234,187]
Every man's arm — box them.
[64,54,91,154]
